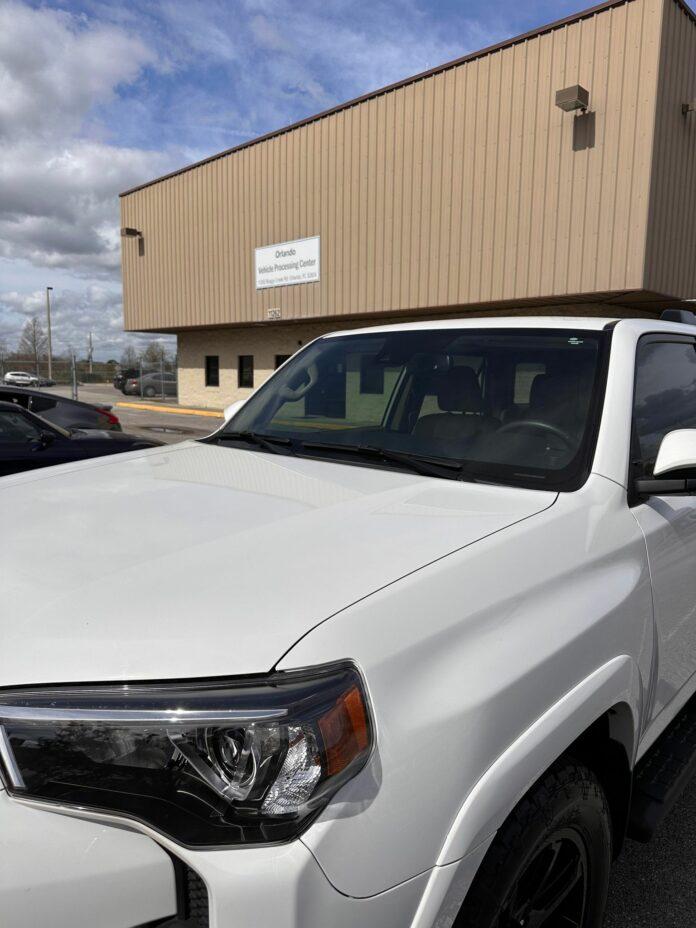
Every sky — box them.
[1,0,588,361]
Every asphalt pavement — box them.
[605,774,696,926]
[46,383,222,444]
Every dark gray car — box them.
[123,371,178,398]
[0,386,122,431]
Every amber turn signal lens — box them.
[319,685,370,776]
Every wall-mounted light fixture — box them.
[682,101,696,115]
[555,84,590,113]
[120,227,143,238]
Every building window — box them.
[238,355,254,388]
[205,355,220,387]
[275,354,291,369]
[359,355,385,394]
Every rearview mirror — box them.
[634,429,696,497]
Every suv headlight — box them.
[0,662,372,847]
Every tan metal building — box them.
[120,0,696,408]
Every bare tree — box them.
[142,341,167,365]
[17,318,48,373]
[120,343,140,368]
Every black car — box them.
[0,386,122,431]
[0,401,163,478]
[113,368,139,392]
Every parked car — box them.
[123,370,177,398]
[4,313,696,928]
[0,401,162,477]
[0,386,122,431]
[3,371,39,387]
[113,367,139,392]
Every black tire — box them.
[456,759,612,928]
[144,386,156,397]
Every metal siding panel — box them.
[582,10,612,292]
[609,0,643,289]
[365,98,378,313]
[539,27,567,297]
[491,46,514,302]
[515,38,540,299]
[571,14,600,295]
[595,4,628,290]
[552,21,581,296]
[447,64,468,305]
[381,89,396,313]
[502,42,528,300]
[398,84,415,311]
[528,31,554,299]
[480,51,502,303]
[643,0,696,297]
[122,0,666,332]
[390,89,405,311]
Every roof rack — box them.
[661,309,696,325]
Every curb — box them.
[116,401,223,418]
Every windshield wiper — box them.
[299,441,467,480]
[212,431,294,455]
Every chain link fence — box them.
[0,357,178,402]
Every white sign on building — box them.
[255,236,320,290]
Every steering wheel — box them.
[278,362,319,401]
[496,419,575,449]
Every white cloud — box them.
[0,0,503,358]
[0,140,174,276]
[0,1,154,141]
[0,0,183,351]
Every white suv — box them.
[3,371,39,387]
[2,314,696,928]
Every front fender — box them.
[438,654,641,864]
[408,656,641,928]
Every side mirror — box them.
[634,429,696,497]
[31,431,55,451]
[223,399,246,422]
[654,429,696,476]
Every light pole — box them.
[45,286,53,380]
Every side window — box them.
[29,396,57,414]
[0,409,42,442]
[633,338,696,475]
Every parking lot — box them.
[47,383,223,445]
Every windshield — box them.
[218,328,608,490]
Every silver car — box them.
[3,371,39,387]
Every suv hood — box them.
[1,442,555,686]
